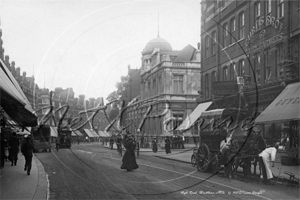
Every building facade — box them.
[125,35,201,148]
[200,0,299,150]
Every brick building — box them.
[200,0,299,149]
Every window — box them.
[255,2,261,29]
[238,59,245,76]
[230,18,236,45]
[205,36,210,58]
[211,71,217,83]
[264,51,271,81]
[223,66,228,81]
[239,12,245,39]
[205,74,209,98]
[255,55,261,83]
[223,23,228,48]
[173,113,184,130]
[277,45,283,78]
[230,63,237,80]
[153,79,156,96]
[173,75,184,94]
[211,31,216,55]
[158,76,162,94]
[266,0,272,14]
[278,0,284,18]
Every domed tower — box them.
[141,35,172,73]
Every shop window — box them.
[173,75,184,94]
[211,31,216,55]
[205,35,210,58]
[223,23,228,48]
[239,12,245,40]
[278,0,284,18]
[230,18,236,45]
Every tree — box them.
[116,76,130,104]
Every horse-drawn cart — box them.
[191,108,265,178]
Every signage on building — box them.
[245,14,284,56]
[212,81,238,96]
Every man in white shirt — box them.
[259,144,279,184]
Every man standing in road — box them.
[8,132,19,166]
[259,143,279,184]
[21,135,35,175]
[165,136,171,154]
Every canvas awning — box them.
[84,129,98,138]
[200,109,225,118]
[72,130,83,137]
[90,129,99,137]
[255,82,300,123]
[176,101,212,131]
[104,131,111,137]
[50,127,58,137]
[98,131,109,137]
[0,59,37,127]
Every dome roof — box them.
[142,36,172,54]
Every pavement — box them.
[1,143,298,200]
[0,153,48,200]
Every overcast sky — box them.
[0,0,201,100]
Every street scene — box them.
[1,0,300,200]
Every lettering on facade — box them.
[275,97,300,106]
[245,14,284,55]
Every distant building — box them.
[125,35,201,148]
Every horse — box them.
[240,130,267,177]
[220,136,240,179]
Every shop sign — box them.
[212,81,238,96]
[245,14,284,55]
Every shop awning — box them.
[0,59,37,127]
[83,129,98,138]
[90,129,99,137]
[98,131,109,137]
[72,130,83,137]
[50,127,58,137]
[255,82,300,123]
[201,109,225,118]
[176,101,212,131]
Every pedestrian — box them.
[259,143,279,185]
[109,137,114,150]
[152,137,158,153]
[121,134,139,171]
[21,135,35,175]
[77,136,80,145]
[56,137,60,151]
[0,134,6,169]
[165,136,171,154]
[8,132,20,166]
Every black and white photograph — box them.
[0,0,299,199]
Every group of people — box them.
[0,132,35,175]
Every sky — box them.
[0,0,201,100]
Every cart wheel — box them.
[197,143,210,172]
[191,154,196,167]
[212,156,219,174]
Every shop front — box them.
[255,82,300,165]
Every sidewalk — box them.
[0,153,48,200]
[104,143,299,185]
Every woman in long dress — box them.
[121,135,139,171]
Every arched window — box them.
[230,18,236,45]
[205,36,210,58]
[223,23,228,48]
[205,74,209,98]
[229,64,236,80]
[239,12,245,39]
[223,66,228,81]
[211,31,216,55]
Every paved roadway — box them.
[35,143,299,200]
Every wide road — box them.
[35,143,299,200]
